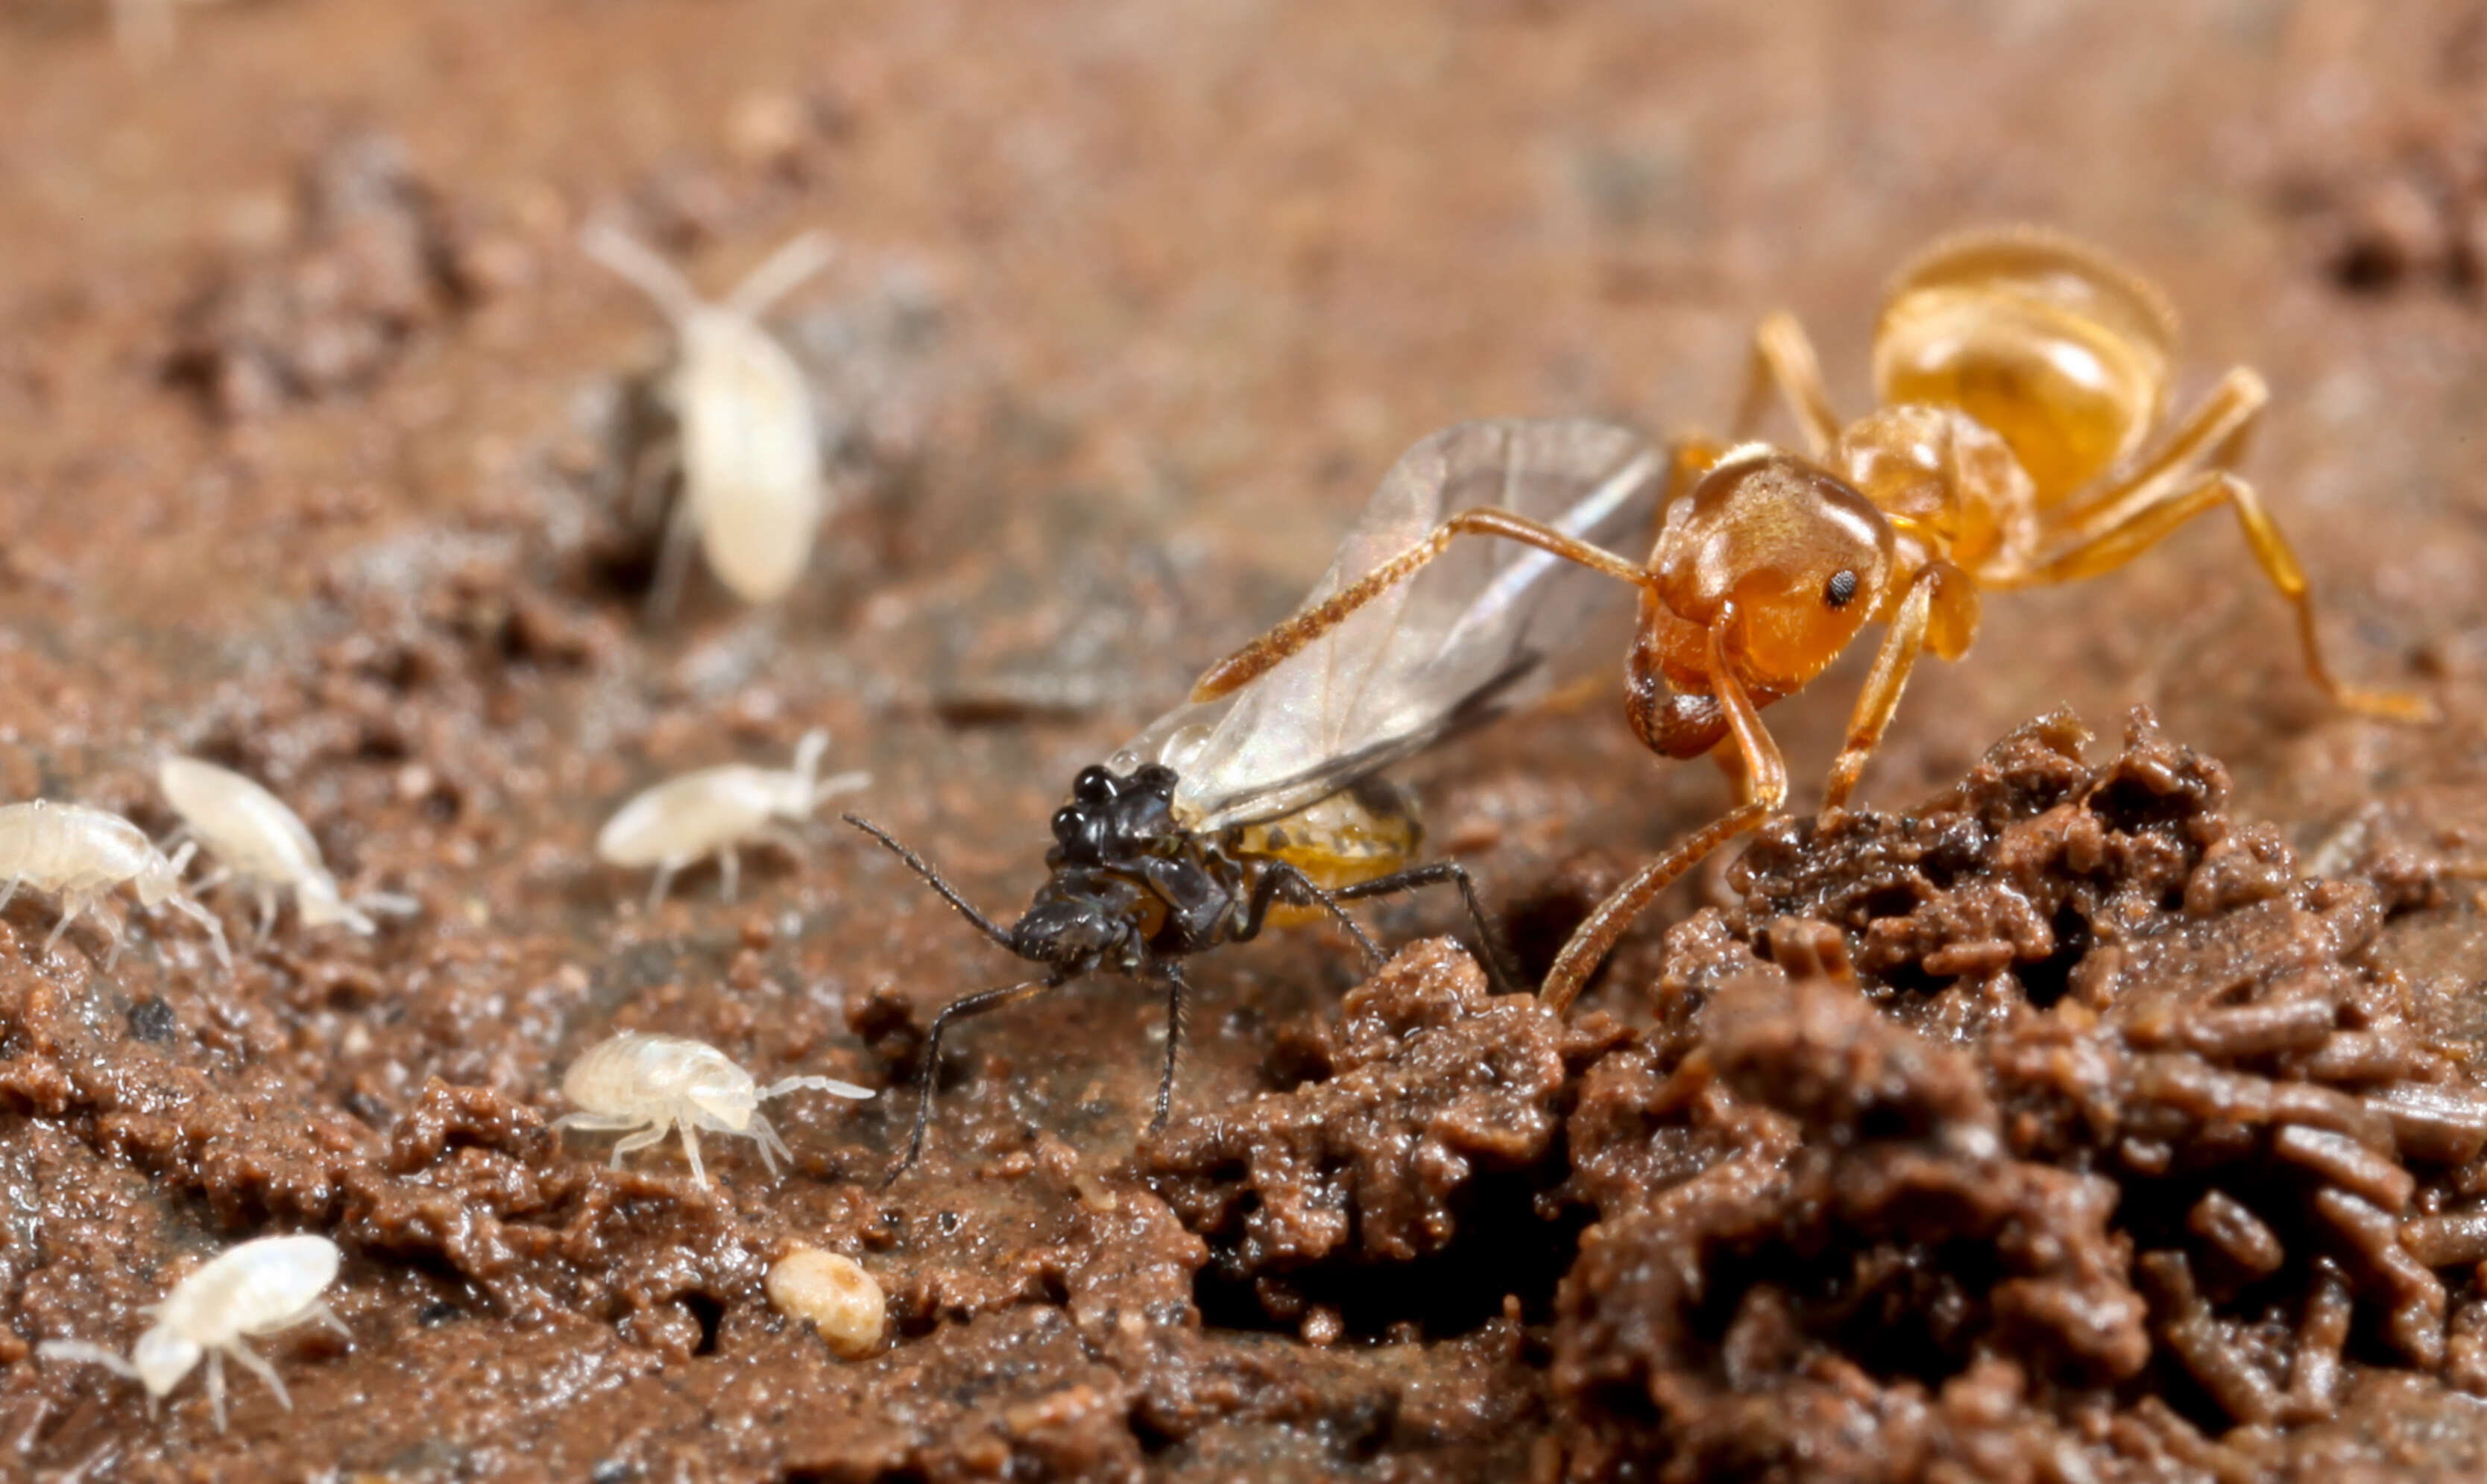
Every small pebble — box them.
[766,1247,883,1358]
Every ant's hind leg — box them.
[2029,471,2433,724]
[1730,311,1841,456]
[1332,862,1522,996]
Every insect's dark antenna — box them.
[842,814,1015,951]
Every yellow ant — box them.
[1191,228,2435,1015]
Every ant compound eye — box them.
[1824,569,1859,609]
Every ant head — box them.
[1010,896,1129,970]
[1872,228,2175,505]
[1649,448,1892,693]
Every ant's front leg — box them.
[1730,311,1842,456]
[1823,561,1978,809]
[1541,612,1790,1016]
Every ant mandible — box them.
[1191,227,2435,1015]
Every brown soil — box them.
[4,1,2487,1480]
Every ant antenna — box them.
[842,814,1015,951]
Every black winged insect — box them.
[848,418,1666,1175]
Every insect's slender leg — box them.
[608,1120,671,1166]
[253,887,278,947]
[717,846,740,905]
[1542,615,1789,1017]
[678,1117,709,1186]
[1151,962,1191,1134]
[192,867,230,894]
[1729,311,1841,456]
[1241,862,1386,966]
[309,1303,351,1340]
[101,909,129,972]
[42,898,83,959]
[0,874,19,912]
[646,492,702,622]
[725,231,837,319]
[2025,476,2433,724]
[206,1348,229,1434]
[751,1112,794,1175]
[162,895,232,971]
[1331,860,1522,997]
[889,973,1071,1184]
[841,815,1018,951]
[1822,561,1976,809]
[627,432,684,531]
[223,1342,289,1411]
[2049,368,2263,540]
[552,1111,643,1134]
[646,862,681,916]
[1191,511,1658,702]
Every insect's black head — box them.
[1009,894,1135,971]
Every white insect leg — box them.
[253,887,279,947]
[605,1121,673,1169]
[717,846,740,904]
[678,1121,708,1186]
[162,894,233,971]
[205,1348,228,1434]
[42,897,86,959]
[309,1302,352,1340]
[747,1112,790,1176]
[223,1340,290,1412]
[35,1339,139,1380]
[552,1111,646,1137]
[725,232,836,319]
[646,859,685,915]
[193,867,232,894]
[646,490,702,622]
[100,908,130,971]
[0,874,19,912]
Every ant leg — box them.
[1192,510,1656,701]
[1331,862,1522,996]
[223,1341,289,1412]
[1150,962,1191,1134]
[1822,562,1977,809]
[1241,862,1385,966]
[890,973,1071,1184]
[2027,483,2433,724]
[1729,311,1841,456]
[1542,617,1789,1016]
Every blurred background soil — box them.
[1,0,2486,1480]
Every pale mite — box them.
[0,800,230,970]
[157,757,416,944]
[582,222,836,613]
[555,1031,874,1187]
[37,1234,348,1435]
[595,729,868,910]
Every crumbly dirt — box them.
[4,1,2487,1481]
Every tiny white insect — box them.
[37,1233,347,1435]
[158,757,417,945]
[0,800,230,971]
[595,728,869,910]
[555,1031,874,1187]
[584,221,836,613]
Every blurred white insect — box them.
[596,728,868,909]
[555,1031,874,1187]
[0,800,231,970]
[584,222,836,613]
[158,757,417,944]
[37,1233,347,1435]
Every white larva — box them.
[157,757,417,944]
[555,1031,874,1187]
[595,728,869,910]
[0,800,230,971]
[583,222,836,612]
[37,1233,347,1435]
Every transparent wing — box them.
[1115,417,1664,830]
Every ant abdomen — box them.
[1872,230,2178,505]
